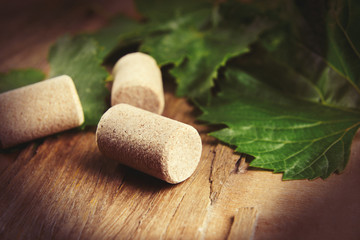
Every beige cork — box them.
[96,104,202,184]
[0,75,84,148]
[111,52,165,115]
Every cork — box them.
[0,75,84,148]
[111,52,165,115]
[96,104,202,184]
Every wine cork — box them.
[96,104,202,184]
[111,52,165,115]
[0,75,84,148]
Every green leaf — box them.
[168,23,255,101]
[236,42,360,110]
[48,36,109,126]
[199,68,360,180]
[0,69,45,93]
[248,0,360,110]
[139,1,270,102]
[327,0,360,95]
[87,16,146,59]
[139,8,213,67]
[197,0,360,180]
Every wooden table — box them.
[1,1,359,239]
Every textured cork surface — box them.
[111,52,165,114]
[96,104,202,184]
[0,75,84,148]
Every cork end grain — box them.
[163,124,202,184]
[111,52,165,115]
[0,75,84,148]
[96,104,202,184]
[111,85,164,115]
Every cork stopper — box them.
[0,75,84,148]
[96,104,202,184]
[111,52,165,115]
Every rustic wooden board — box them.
[1,1,360,239]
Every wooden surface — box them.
[1,1,360,239]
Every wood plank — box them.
[1,1,360,239]
[227,207,258,240]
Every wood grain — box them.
[227,207,258,240]
[1,1,360,239]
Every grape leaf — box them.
[89,0,214,62]
[170,19,268,102]
[236,41,360,110]
[199,68,360,180]
[327,0,360,92]
[197,0,360,179]
[87,16,146,60]
[48,36,108,126]
[138,1,270,102]
[254,0,360,110]
[0,69,45,93]
[139,9,213,67]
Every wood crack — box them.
[208,148,217,205]
[226,207,259,240]
[232,153,249,175]
[209,144,242,205]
